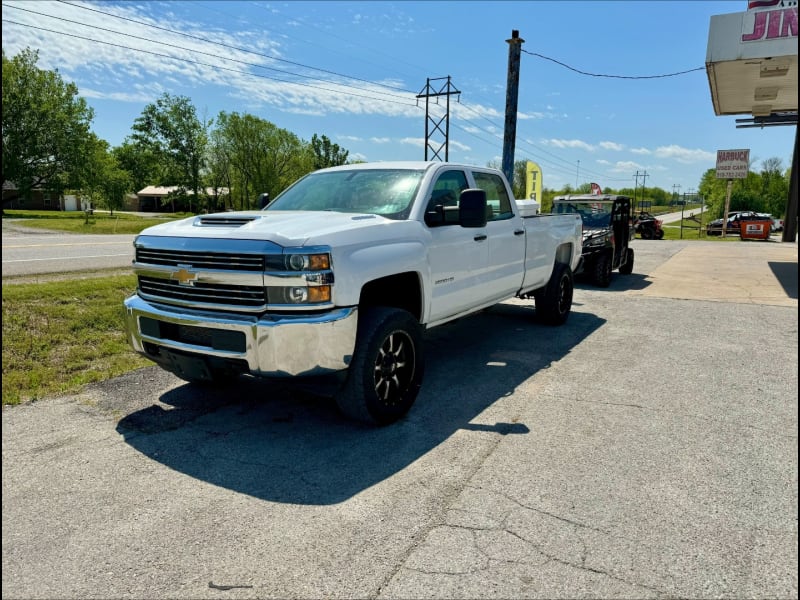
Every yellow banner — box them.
[524,161,542,202]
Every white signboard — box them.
[716,149,750,179]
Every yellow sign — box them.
[525,161,542,202]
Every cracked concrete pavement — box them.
[3,239,797,599]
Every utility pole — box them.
[633,171,640,211]
[640,170,649,212]
[501,30,524,186]
[575,160,580,189]
[672,183,681,205]
[416,76,460,161]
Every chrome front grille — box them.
[132,236,333,313]
[138,276,267,308]
[135,248,264,271]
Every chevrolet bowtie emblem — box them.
[171,268,198,285]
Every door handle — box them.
[514,229,525,236]
[474,234,487,241]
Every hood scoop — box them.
[197,215,259,227]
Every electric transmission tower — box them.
[416,76,460,161]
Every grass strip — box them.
[2,275,151,405]
[3,210,188,235]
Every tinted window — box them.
[472,172,513,221]
[425,170,469,226]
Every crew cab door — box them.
[470,169,526,301]
[424,168,490,322]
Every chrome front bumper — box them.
[124,294,358,377]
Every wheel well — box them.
[359,272,422,321]
[555,243,573,265]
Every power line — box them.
[2,19,420,109]
[51,0,418,94]
[4,2,679,184]
[6,8,631,183]
[5,3,415,102]
[522,49,705,79]
[455,102,631,182]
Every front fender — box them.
[332,240,428,307]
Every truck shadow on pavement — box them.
[574,272,653,292]
[115,303,604,505]
[769,261,798,299]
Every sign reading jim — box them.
[716,148,750,179]
[743,0,798,41]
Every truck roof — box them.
[553,194,632,203]
[314,161,499,173]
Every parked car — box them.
[706,211,772,236]
[757,213,783,232]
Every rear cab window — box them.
[471,171,514,221]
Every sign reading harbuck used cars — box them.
[716,148,750,179]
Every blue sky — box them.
[1,0,795,194]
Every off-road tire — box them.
[534,263,574,326]
[641,227,655,240]
[655,229,664,240]
[591,253,612,287]
[335,307,424,425]
[618,248,634,275]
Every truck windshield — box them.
[265,169,424,220]
[553,202,612,228]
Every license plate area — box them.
[139,317,245,352]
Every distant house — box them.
[2,181,70,211]
[135,186,230,212]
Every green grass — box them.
[2,275,152,405]
[3,210,189,234]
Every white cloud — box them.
[544,139,594,151]
[1,0,425,121]
[630,147,651,155]
[400,137,425,148]
[610,160,645,172]
[369,137,391,144]
[449,140,471,151]
[654,145,715,164]
[599,141,624,151]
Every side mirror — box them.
[459,189,487,228]
[424,206,445,226]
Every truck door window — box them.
[426,170,468,226]
[472,172,513,221]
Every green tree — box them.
[204,126,233,212]
[71,133,112,210]
[130,93,208,212]
[2,47,95,212]
[212,112,312,209]
[112,141,161,196]
[100,163,132,216]
[760,157,789,218]
[310,134,349,169]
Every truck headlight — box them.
[276,284,331,304]
[286,253,330,271]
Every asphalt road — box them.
[1,221,136,277]
[2,239,798,599]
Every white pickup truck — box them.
[124,161,582,424]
